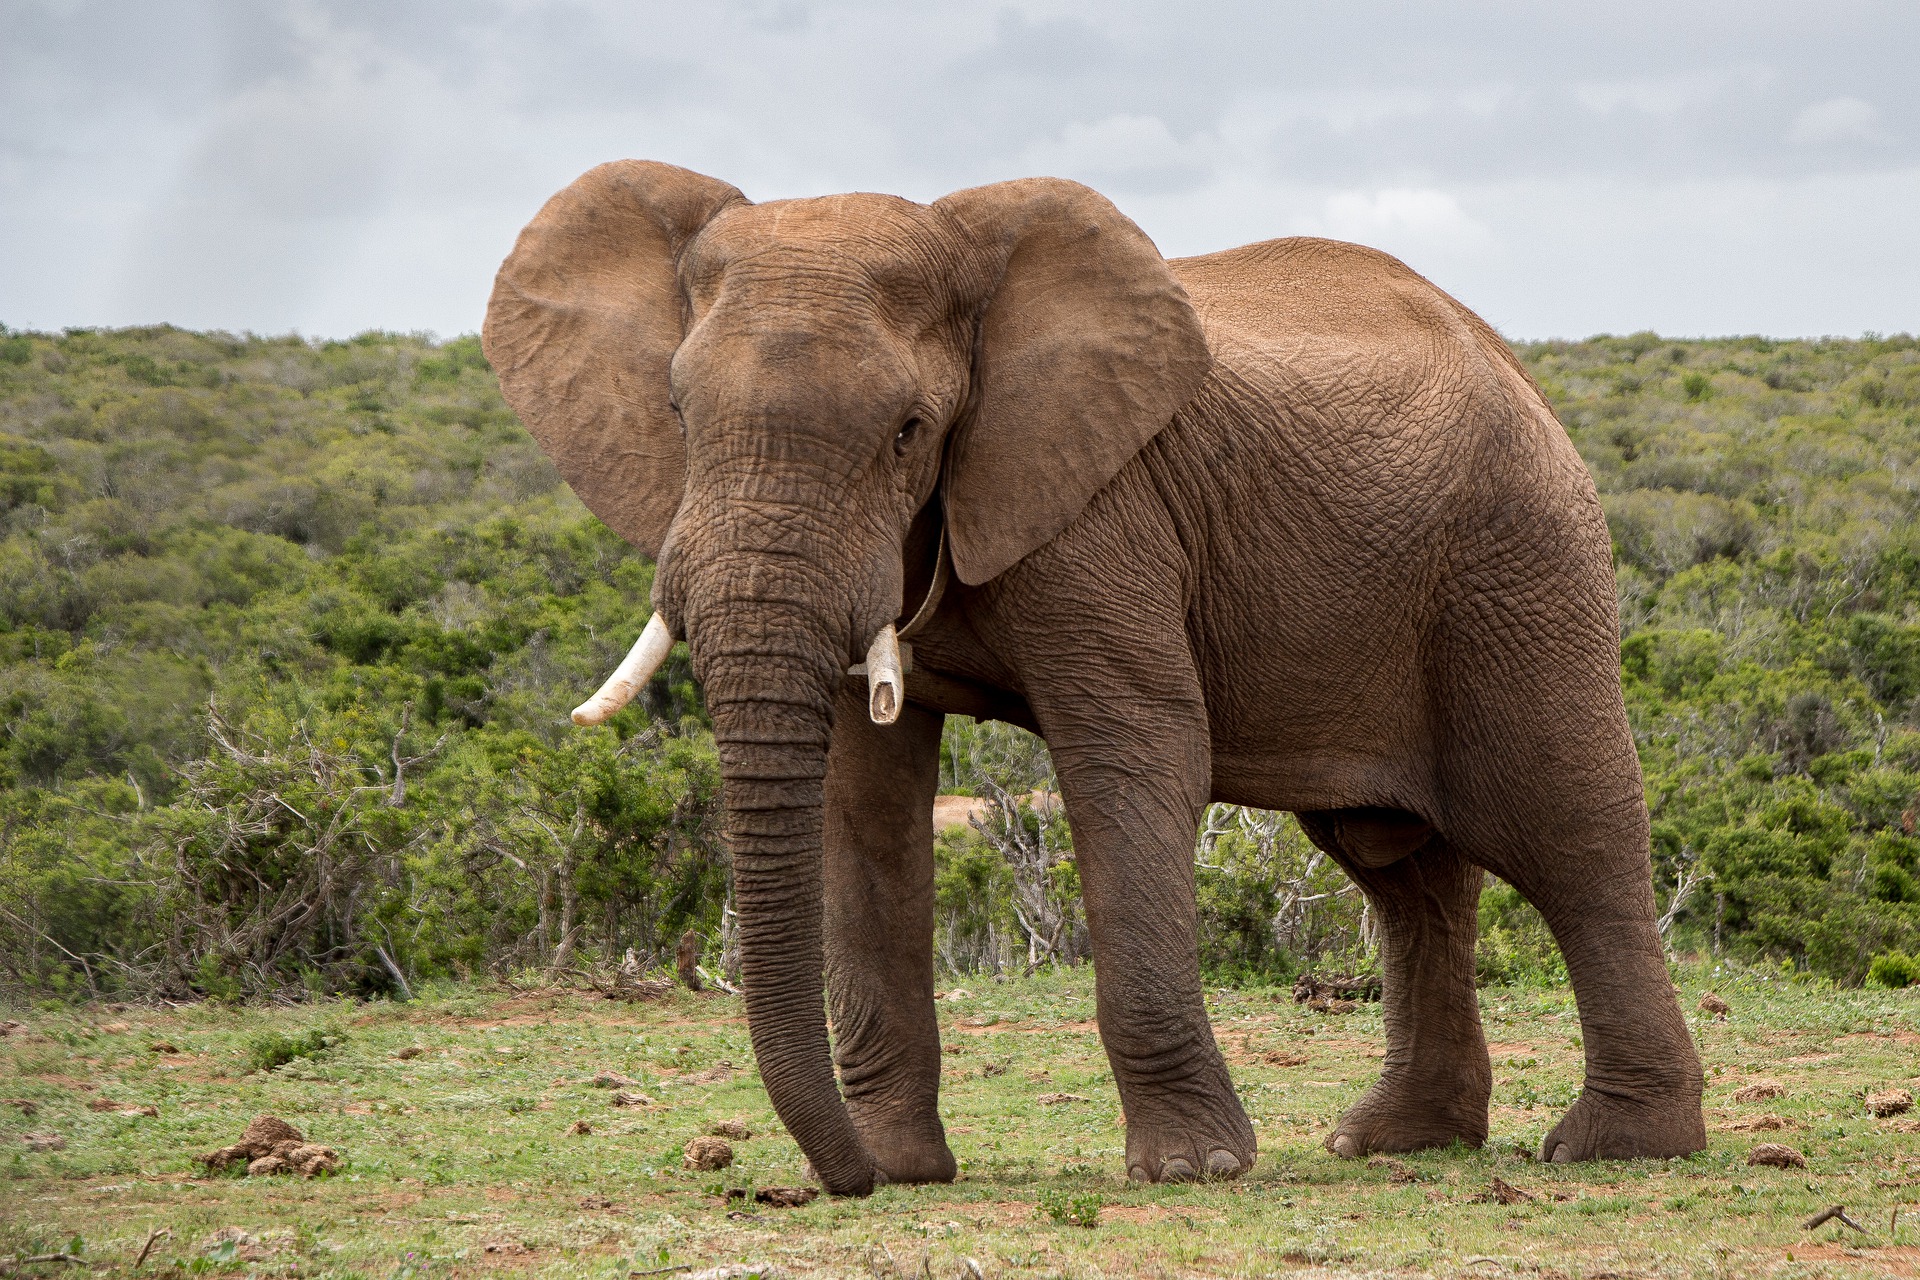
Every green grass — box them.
[2,968,1917,1277]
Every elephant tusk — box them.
[571,612,673,726]
[863,625,904,726]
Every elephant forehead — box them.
[688,194,973,314]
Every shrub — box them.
[246,1028,338,1072]
[1866,950,1919,988]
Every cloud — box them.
[3,0,1918,337]
[1787,96,1886,146]
[1017,115,1206,194]
[1312,188,1494,263]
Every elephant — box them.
[482,160,1707,1195]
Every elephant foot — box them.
[847,1107,958,1184]
[1324,1067,1491,1158]
[1540,1081,1706,1163]
[1121,1084,1257,1184]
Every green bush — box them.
[1866,950,1919,988]
[246,1028,338,1073]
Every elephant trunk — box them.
[697,616,877,1197]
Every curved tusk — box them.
[864,625,903,725]
[571,613,673,726]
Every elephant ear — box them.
[483,161,747,558]
[933,178,1211,585]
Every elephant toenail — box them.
[1328,1133,1357,1159]
[1550,1143,1573,1163]
[1205,1149,1242,1179]
[1128,1165,1150,1183]
[1160,1156,1197,1182]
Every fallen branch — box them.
[1804,1204,1865,1232]
[133,1227,171,1270]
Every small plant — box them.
[1036,1187,1101,1228]
[1682,371,1714,402]
[1867,950,1918,988]
[246,1028,338,1073]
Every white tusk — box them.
[864,625,903,725]
[571,613,674,726]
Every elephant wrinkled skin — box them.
[483,161,1707,1194]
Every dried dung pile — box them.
[197,1114,341,1178]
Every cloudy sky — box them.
[4,1,1916,340]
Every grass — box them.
[1,967,1916,1278]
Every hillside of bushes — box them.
[0,322,1917,1000]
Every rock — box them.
[1734,1079,1786,1103]
[1867,1088,1913,1118]
[568,1120,593,1136]
[683,1136,734,1171]
[943,988,971,1001]
[394,1046,425,1060]
[708,1118,753,1140]
[609,1090,657,1108]
[1697,992,1731,1018]
[1747,1143,1807,1169]
[22,1132,65,1151]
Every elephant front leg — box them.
[822,681,956,1184]
[1041,702,1256,1184]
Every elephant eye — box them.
[893,416,921,455]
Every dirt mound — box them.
[1734,1079,1786,1102]
[197,1114,340,1178]
[1868,1088,1913,1117]
[708,1118,752,1140]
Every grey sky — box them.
[4,1,1916,339]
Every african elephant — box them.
[482,160,1706,1195]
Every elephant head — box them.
[482,161,1209,1194]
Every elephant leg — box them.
[1297,812,1491,1157]
[1489,831,1705,1163]
[1441,706,1705,1162]
[1031,680,1255,1184]
[821,681,955,1183]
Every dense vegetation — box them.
[1,323,1917,1000]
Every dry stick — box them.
[133,1227,171,1269]
[626,1266,693,1278]
[1804,1204,1866,1232]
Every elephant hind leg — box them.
[1299,817,1491,1157]
[1438,728,1705,1162]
